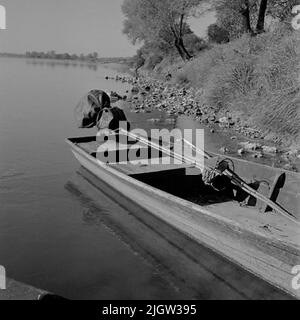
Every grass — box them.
[155,24,300,147]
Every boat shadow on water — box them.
[64,167,294,300]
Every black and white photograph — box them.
[0,0,300,304]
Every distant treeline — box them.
[0,51,130,64]
[25,51,99,61]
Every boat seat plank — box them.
[110,160,195,176]
[78,140,148,155]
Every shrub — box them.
[144,53,164,70]
[207,24,230,44]
[183,33,208,55]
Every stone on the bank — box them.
[283,163,297,172]
[208,115,216,122]
[147,118,160,123]
[219,117,229,124]
[220,147,229,154]
[284,149,299,157]
[253,152,263,159]
[131,86,139,94]
[262,146,278,154]
[165,118,176,124]
[238,148,245,155]
[239,142,262,151]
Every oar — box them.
[124,130,299,225]
[179,138,211,160]
[119,129,201,166]
[118,129,299,225]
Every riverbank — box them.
[113,25,299,171]
[107,73,300,173]
[167,29,300,151]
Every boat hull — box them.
[68,139,300,298]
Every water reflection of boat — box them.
[66,133,300,298]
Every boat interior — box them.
[69,134,260,207]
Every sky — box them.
[0,0,215,57]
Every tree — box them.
[207,24,230,43]
[256,0,268,33]
[213,0,256,38]
[183,33,208,54]
[213,0,299,39]
[92,52,98,60]
[267,0,300,22]
[122,0,203,61]
[132,48,146,75]
[240,0,252,34]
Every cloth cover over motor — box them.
[97,107,130,132]
[74,90,111,128]
[74,89,130,131]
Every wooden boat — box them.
[66,132,300,298]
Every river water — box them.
[0,57,188,299]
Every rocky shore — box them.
[106,74,300,173]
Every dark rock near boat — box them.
[220,147,229,154]
[131,86,139,94]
